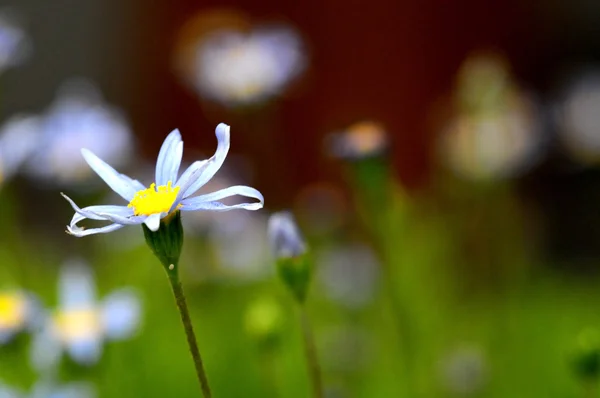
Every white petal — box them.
[95,212,147,226]
[62,193,133,225]
[81,148,139,201]
[144,213,161,231]
[180,185,264,212]
[30,325,62,372]
[66,337,102,366]
[101,289,141,340]
[155,129,183,186]
[178,123,230,198]
[66,223,125,237]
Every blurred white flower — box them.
[31,260,141,369]
[0,115,40,186]
[0,289,41,344]
[0,10,30,74]
[326,121,388,160]
[30,380,96,398]
[316,244,380,309]
[438,345,488,396]
[23,78,134,186]
[0,381,19,398]
[188,26,305,107]
[438,52,545,181]
[0,379,95,398]
[556,70,600,164]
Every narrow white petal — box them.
[62,193,133,226]
[144,213,161,231]
[95,212,147,226]
[180,185,264,212]
[155,129,183,186]
[179,123,230,198]
[66,223,125,237]
[81,149,139,201]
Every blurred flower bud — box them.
[439,345,488,396]
[268,211,311,303]
[143,211,184,272]
[326,121,388,161]
[244,297,284,350]
[571,328,600,382]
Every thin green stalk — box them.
[299,307,324,398]
[167,270,212,398]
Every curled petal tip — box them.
[215,123,230,139]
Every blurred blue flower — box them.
[268,211,306,259]
[556,69,600,165]
[185,25,305,107]
[0,379,95,398]
[438,344,488,396]
[0,10,30,74]
[24,79,134,187]
[31,260,140,369]
[0,289,41,345]
[30,380,95,398]
[0,115,40,187]
[0,381,19,398]
[316,244,380,309]
[62,123,264,236]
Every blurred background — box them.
[1,0,600,396]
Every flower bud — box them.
[268,212,311,303]
[142,211,184,272]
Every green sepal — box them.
[142,211,184,273]
[276,253,311,304]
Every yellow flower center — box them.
[128,182,180,216]
[54,309,101,342]
[0,294,26,330]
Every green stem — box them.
[299,307,324,398]
[167,270,212,397]
[259,351,279,398]
[584,380,598,398]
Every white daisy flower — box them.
[25,79,133,186]
[192,26,305,106]
[62,123,264,236]
[31,260,141,369]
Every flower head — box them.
[326,121,388,160]
[0,289,40,344]
[25,79,134,186]
[31,260,141,369]
[268,211,311,303]
[62,123,264,236]
[268,211,306,259]
[185,26,305,107]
